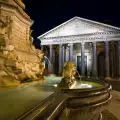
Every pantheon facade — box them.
[38,17,120,79]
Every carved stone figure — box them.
[0,16,13,46]
[0,0,45,86]
[36,49,44,60]
[58,61,76,88]
[15,50,44,81]
[0,56,18,79]
[0,20,6,34]
[5,16,13,41]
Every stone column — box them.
[59,44,62,74]
[92,42,97,78]
[69,43,73,62]
[62,46,65,65]
[118,41,120,78]
[105,41,110,80]
[64,46,66,62]
[110,42,114,77]
[49,45,53,73]
[81,42,85,77]
[52,48,55,74]
[49,45,53,63]
[66,46,69,61]
[41,45,43,51]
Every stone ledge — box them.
[17,80,112,120]
[105,79,120,91]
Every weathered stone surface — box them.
[0,0,45,86]
[58,61,76,88]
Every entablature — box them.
[41,31,120,45]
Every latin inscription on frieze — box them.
[53,39,74,43]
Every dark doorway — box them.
[97,52,105,78]
[77,56,87,75]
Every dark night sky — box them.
[23,0,120,47]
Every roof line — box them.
[37,17,75,39]
[76,16,120,31]
[37,16,120,39]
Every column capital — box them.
[92,41,97,47]
[81,42,85,45]
[49,44,52,48]
[69,43,73,45]
[59,44,62,47]
[104,41,109,46]
[93,41,97,44]
[68,43,73,47]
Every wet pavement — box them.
[0,78,61,120]
[105,90,120,120]
[102,110,118,120]
[104,79,120,120]
[0,77,120,120]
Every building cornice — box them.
[38,16,120,39]
[40,31,120,45]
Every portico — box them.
[38,17,120,79]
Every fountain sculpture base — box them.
[58,77,76,89]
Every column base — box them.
[91,76,99,80]
[81,76,85,79]
[48,64,53,74]
[87,76,90,78]
[105,77,111,80]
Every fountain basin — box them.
[18,78,112,120]
[58,79,112,120]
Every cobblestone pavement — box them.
[0,79,60,120]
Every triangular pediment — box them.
[38,16,120,39]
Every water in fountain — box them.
[74,70,92,89]
[76,70,82,84]
[44,56,51,65]
[44,56,53,74]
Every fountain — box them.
[58,61,92,89]
[0,0,45,86]
[76,70,92,89]
[0,0,112,119]
[19,61,112,120]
